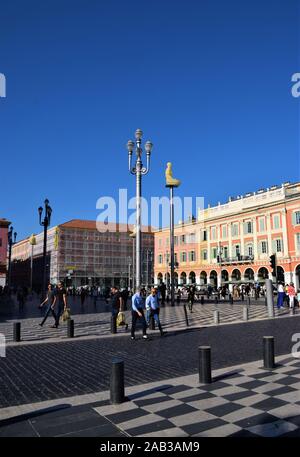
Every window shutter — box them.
[292,212,297,225]
[243,222,247,234]
[272,240,276,253]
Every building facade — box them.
[154,182,300,289]
[11,219,154,290]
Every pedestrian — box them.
[92,287,98,307]
[39,283,57,327]
[287,282,296,308]
[131,287,148,340]
[187,285,195,312]
[110,286,127,332]
[80,287,86,307]
[17,287,25,311]
[277,282,285,309]
[146,288,164,336]
[159,282,166,305]
[53,282,68,328]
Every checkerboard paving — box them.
[1,302,297,344]
[94,355,300,437]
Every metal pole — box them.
[30,244,34,291]
[146,250,149,289]
[170,187,175,306]
[42,221,47,296]
[198,346,212,384]
[110,358,125,404]
[266,278,274,318]
[263,336,275,369]
[136,157,141,289]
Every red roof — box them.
[59,219,154,233]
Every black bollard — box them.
[149,314,155,330]
[183,304,189,326]
[13,322,21,342]
[110,358,125,404]
[67,319,74,338]
[263,336,275,369]
[111,315,117,334]
[200,295,204,305]
[241,292,244,301]
[199,346,212,384]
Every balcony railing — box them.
[220,255,254,265]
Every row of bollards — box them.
[198,336,275,384]
[109,336,276,405]
[12,319,75,342]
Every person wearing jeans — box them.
[146,288,164,336]
[39,284,57,326]
[131,288,148,340]
[53,282,67,328]
[277,282,285,309]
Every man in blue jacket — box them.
[146,287,164,336]
[131,288,148,340]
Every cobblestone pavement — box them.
[0,295,297,344]
[0,315,300,410]
[1,354,300,436]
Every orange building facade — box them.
[154,182,300,290]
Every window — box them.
[180,235,186,244]
[223,246,228,258]
[244,221,253,234]
[189,251,196,261]
[211,227,216,240]
[174,253,178,263]
[295,234,300,252]
[273,215,280,230]
[293,211,300,225]
[189,233,196,244]
[259,218,265,232]
[261,241,268,254]
[202,230,207,241]
[174,236,178,246]
[202,250,208,260]
[158,254,163,264]
[222,225,227,239]
[180,252,187,262]
[276,239,282,252]
[231,223,239,237]
[247,245,253,256]
[234,245,240,256]
[212,247,217,259]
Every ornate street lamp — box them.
[38,198,52,295]
[127,130,153,289]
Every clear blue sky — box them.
[0,0,299,239]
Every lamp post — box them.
[7,225,17,290]
[127,130,152,289]
[165,162,181,307]
[38,198,52,296]
[29,234,36,292]
[146,249,152,289]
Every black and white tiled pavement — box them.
[93,355,300,437]
[0,302,297,344]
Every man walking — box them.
[39,283,57,326]
[131,288,148,340]
[146,288,164,336]
[110,286,127,332]
[277,282,285,309]
[53,282,67,328]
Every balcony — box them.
[220,255,254,265]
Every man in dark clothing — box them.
[159,282,166,306]
[111,286,124,332]
[39,283,57,327]
[53,282,67,328]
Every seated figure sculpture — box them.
[165,162,181,187]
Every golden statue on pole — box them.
[165,162,181,188]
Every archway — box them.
[277,266,285,283]
[200,271,207,285]
[258,267,269,282]
[174,272,178,287]
[209,270,218,287]
[221,270,229,283]
[180,272,187,285]
[244,268,254,281]
[189,271,196,284]
[232,269,241,282]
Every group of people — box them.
[277,282,300,309]
[110,286,165,340]
[39,282,67,328]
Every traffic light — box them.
[269,254,276,276]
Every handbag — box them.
[116,311,126,327]
[61,307,71,322]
